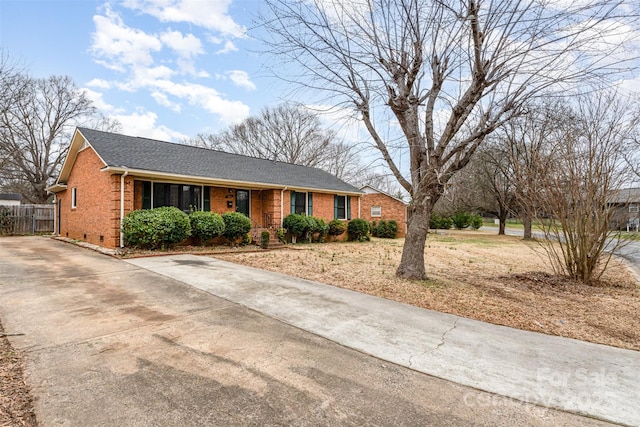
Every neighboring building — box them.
[608,188,640,231]
[47,128,366,248]
[0,193,22,206]
[359,185,408,236]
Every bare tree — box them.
[472,142,517,235]
[260,0,639,279]
[192,103,365,182]
[531,91,638,283]
[497,100,567,239]
[0,72,119,203]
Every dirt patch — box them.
[214,230,640,351]
[0,321,37,426]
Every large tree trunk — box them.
[498,208,508,235]
[396,194,432,280]
[522,213,533,240]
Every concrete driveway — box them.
[0,237,627,426]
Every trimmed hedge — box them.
[347,218,370,242]
[328,219,346,237]
[429,213,453,230]
[189,211,225,243]
[371,219,398,238]
[470,214,484,230]
[452,212,472,230]
[122,206,191,249]
[222,212,252,242]
[283,214,328,243]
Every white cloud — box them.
[122,0,246,37]
[86,78,112,89]
[89,1,252,130]
[216,40,238,54]
[152,79,250,123]
[160,30,203,58]
[151,91,182,112]
[226,70,256,90]
[112,110,189,141]
[91,6,162,69]
[81,88,123,114]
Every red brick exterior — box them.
[55,150,370,248]
[360,192,407,237]
[55,147,134,248]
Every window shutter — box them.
[142,181,151,209]
[203,186,210,211]
[308,193,313,216]
[347,196,351,220]
[290,191,296,214]
[334,195,338,219]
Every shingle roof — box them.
[78,128,362,194]
[608,188,640,204]
[0,193,22,201]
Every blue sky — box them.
[0,0,294,141]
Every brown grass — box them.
[214,230,640,351]
[0,320,37,426]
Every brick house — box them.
[608,188,640,231]
[359,185,408,236]
[47,128,369,248]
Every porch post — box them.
[120,171,128,248]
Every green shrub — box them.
[222,212,252,243]
[0,207,12,233]
[122,206,191,249]
[429,213,453,230]
[276,228,286,244]
[283,213,308,243]
[452,212,472,230]
[371,219,399,238]
[241,232,252,246]
[385,220,399,238]
[470,214,484,230]
[328,219,346,237]
[311,217,329,242]
[189,211,225,243]
[347,218,370,242]
[370,221,379,237]
[261,230,270,249]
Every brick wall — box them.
[360,193,407,236]
[56,147,133,248]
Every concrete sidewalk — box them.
[127,254,640,426]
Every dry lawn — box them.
[0,320,36,426]
[214,230,640,351]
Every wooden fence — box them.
[0,204,55,235]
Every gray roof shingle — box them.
[78,128,362,194]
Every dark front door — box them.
[236,190,250,217]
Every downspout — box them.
[280,187,287,227]
[120,171,129,248]
[358,195,361,219]
[53,194,57,236]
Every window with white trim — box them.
[629,203,639,213]
[71,187,77,209]
[371,206,382,217]
[334,195,351,220]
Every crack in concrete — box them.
[408,317,460,368]
[434,317,460,352]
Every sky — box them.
[0,0,638,184]
[0,0,294,142]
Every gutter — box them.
[100,166,363,196]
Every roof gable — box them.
[59,128,361,194]
[360,185,408,205]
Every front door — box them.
[236,190,250,218]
